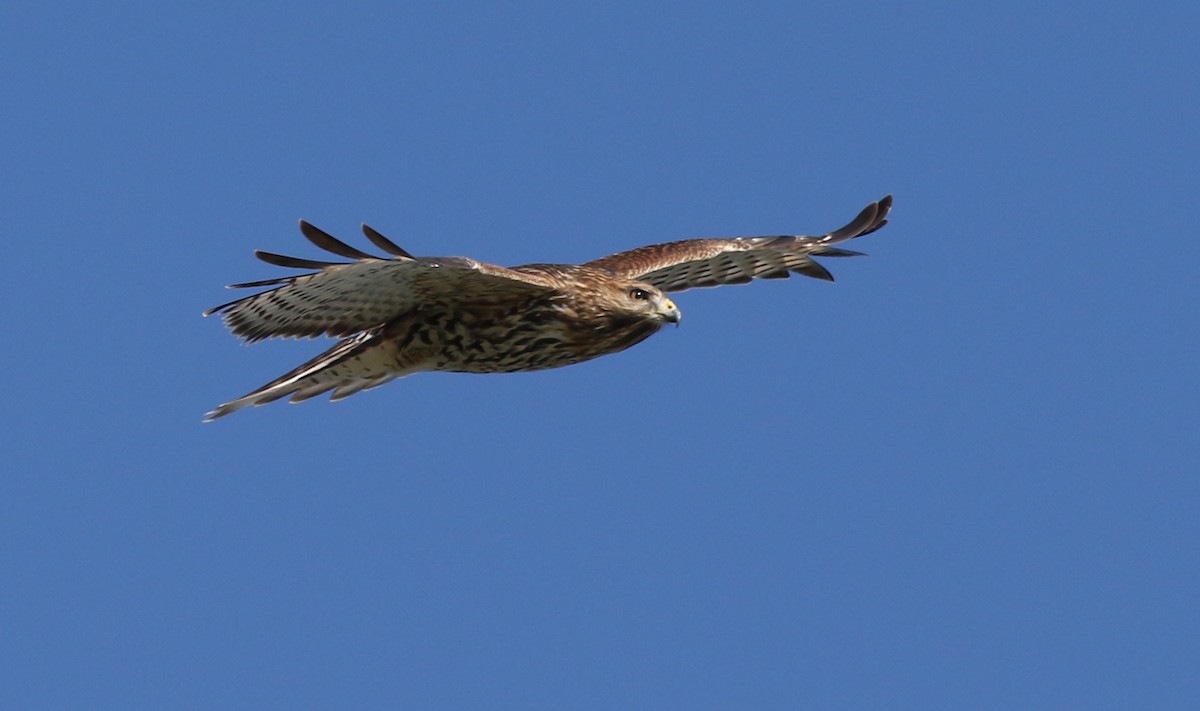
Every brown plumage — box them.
[203,195,892,420]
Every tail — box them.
[204,333,420,421]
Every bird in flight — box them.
[204,195,892,420]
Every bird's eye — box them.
[629,288,650,301]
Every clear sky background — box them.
[3,2,1197,708]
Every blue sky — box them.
[3,2,1197,708]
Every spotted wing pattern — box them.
[205,221,557,342]
[585,196,892,293]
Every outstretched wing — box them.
[205,221,557,342]
[584,196,892,293]
[202,331,403,421]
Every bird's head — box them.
[620,281,681,326]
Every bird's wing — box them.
[584,196,892,293]
[202,331,406,421]
[204,221,557,342]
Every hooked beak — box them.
[661,297,681,326]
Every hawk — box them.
[204,195,892,420]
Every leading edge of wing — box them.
[583,195,893,290]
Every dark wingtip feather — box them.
[255,250,343,269]
[864,218,888,235]
[298,220,379,260]
[820,195,894,243]
[792,259,835,282]
[362,224,415,259]
[226,275,299,289]
[859,195,893,236]
[812,247,867,258]
[202,296,242,318]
